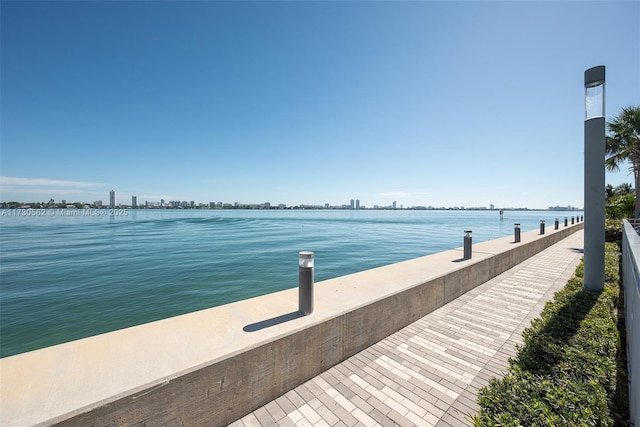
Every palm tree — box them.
[614,182,633,196]
[605,106,640,217]
[605,184,615,201]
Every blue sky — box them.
[1,1,638,209]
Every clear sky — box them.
[1,1,638,209]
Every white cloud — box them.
[3,188,88,195]
[0,176,107,202]
[0,176,102,187]
[377,190,431,199]
[140,195,175,201]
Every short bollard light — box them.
[571,216,575,224]
[540,220,545,235]
[565,217,568,227]
[581,215,584,221]
[463,230,472,259]
[555,218,559,230]
[298,251,314,315]
[514,223,521,243]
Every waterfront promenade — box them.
[231,230,585,427]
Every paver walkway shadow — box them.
[231,230,585,427]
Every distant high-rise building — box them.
[356,199,360,209]
[350,199,355,209]
[132,196,137,207]
[490,204,495,210]
[392,201,397,209]
[109,190,116,208]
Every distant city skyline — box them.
[1,188,582,211]
[1,2,638,209]
[1,175,597,210]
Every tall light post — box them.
[584,65,605,291]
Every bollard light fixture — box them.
[298,251,314,315]
[463,230,472,259]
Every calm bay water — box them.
[0,208,581,357]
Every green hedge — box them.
[472,243,622,426]
[605,219,623,246]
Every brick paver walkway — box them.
[230,230,584,427]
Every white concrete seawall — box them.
[0,222,583,427]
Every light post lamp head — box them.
[299,251,314,268]
[585,66,605,120]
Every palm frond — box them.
[605,105,640,172]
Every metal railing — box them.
[627,218,640,234]
[621,219,640,426]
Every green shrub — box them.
[472,243,622,426]
[475,368,610,426]
[605,219,623,245]
[606,194,635,220]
